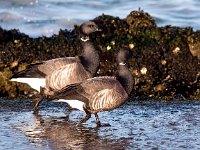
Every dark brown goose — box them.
[51,48,133,127]
[10,21,101,113]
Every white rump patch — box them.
[10,78,46,92]
[55,99,85,112]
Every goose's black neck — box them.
[80,37,99,76]
[116,64,133,94]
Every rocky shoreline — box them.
[0,10,199,100]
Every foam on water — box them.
[0,0,200,36]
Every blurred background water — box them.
[0,0,200,37]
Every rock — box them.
[187,31,200,60]
[0,10,199,100]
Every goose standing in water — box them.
[10,21,101,113]
[51,48,133,127]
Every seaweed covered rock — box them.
[129,26,199,100]
[0,10,199,100]
[126,10,156,30]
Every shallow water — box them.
[0,0,200,37]
[0,98,200,150]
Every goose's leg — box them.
[95,113,101,127]
[33,87,45,114]
[95,113,111,127]
[64,105,74,120]
[33,95,43,114]
[66,104,74,111]
[80,113,91,123]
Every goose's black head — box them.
[80,21,101,35]
[116,48,130,65]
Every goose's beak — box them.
[96,26,102,32]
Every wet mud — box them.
[0,98,200,150]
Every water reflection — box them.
[22,113,131,150]
[1,99,200,149]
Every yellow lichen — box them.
[173,47,180,54]
[161,60,167,65]
[107,45,111,51]
[129,43,135,49]
[140,67,147,75]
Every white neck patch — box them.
[81,36,90,42]
[119,62,126,66]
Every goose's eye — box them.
[89,25,96,29]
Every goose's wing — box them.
[79,76,120,96]
[51,82,89,103]
[52,76,128,109]
[52,76,117,98]
[11,57,79,78]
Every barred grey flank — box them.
[89,88,127,111]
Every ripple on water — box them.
[0,98,200,149]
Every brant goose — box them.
[10,21,101,113]
[51,48,133,127]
